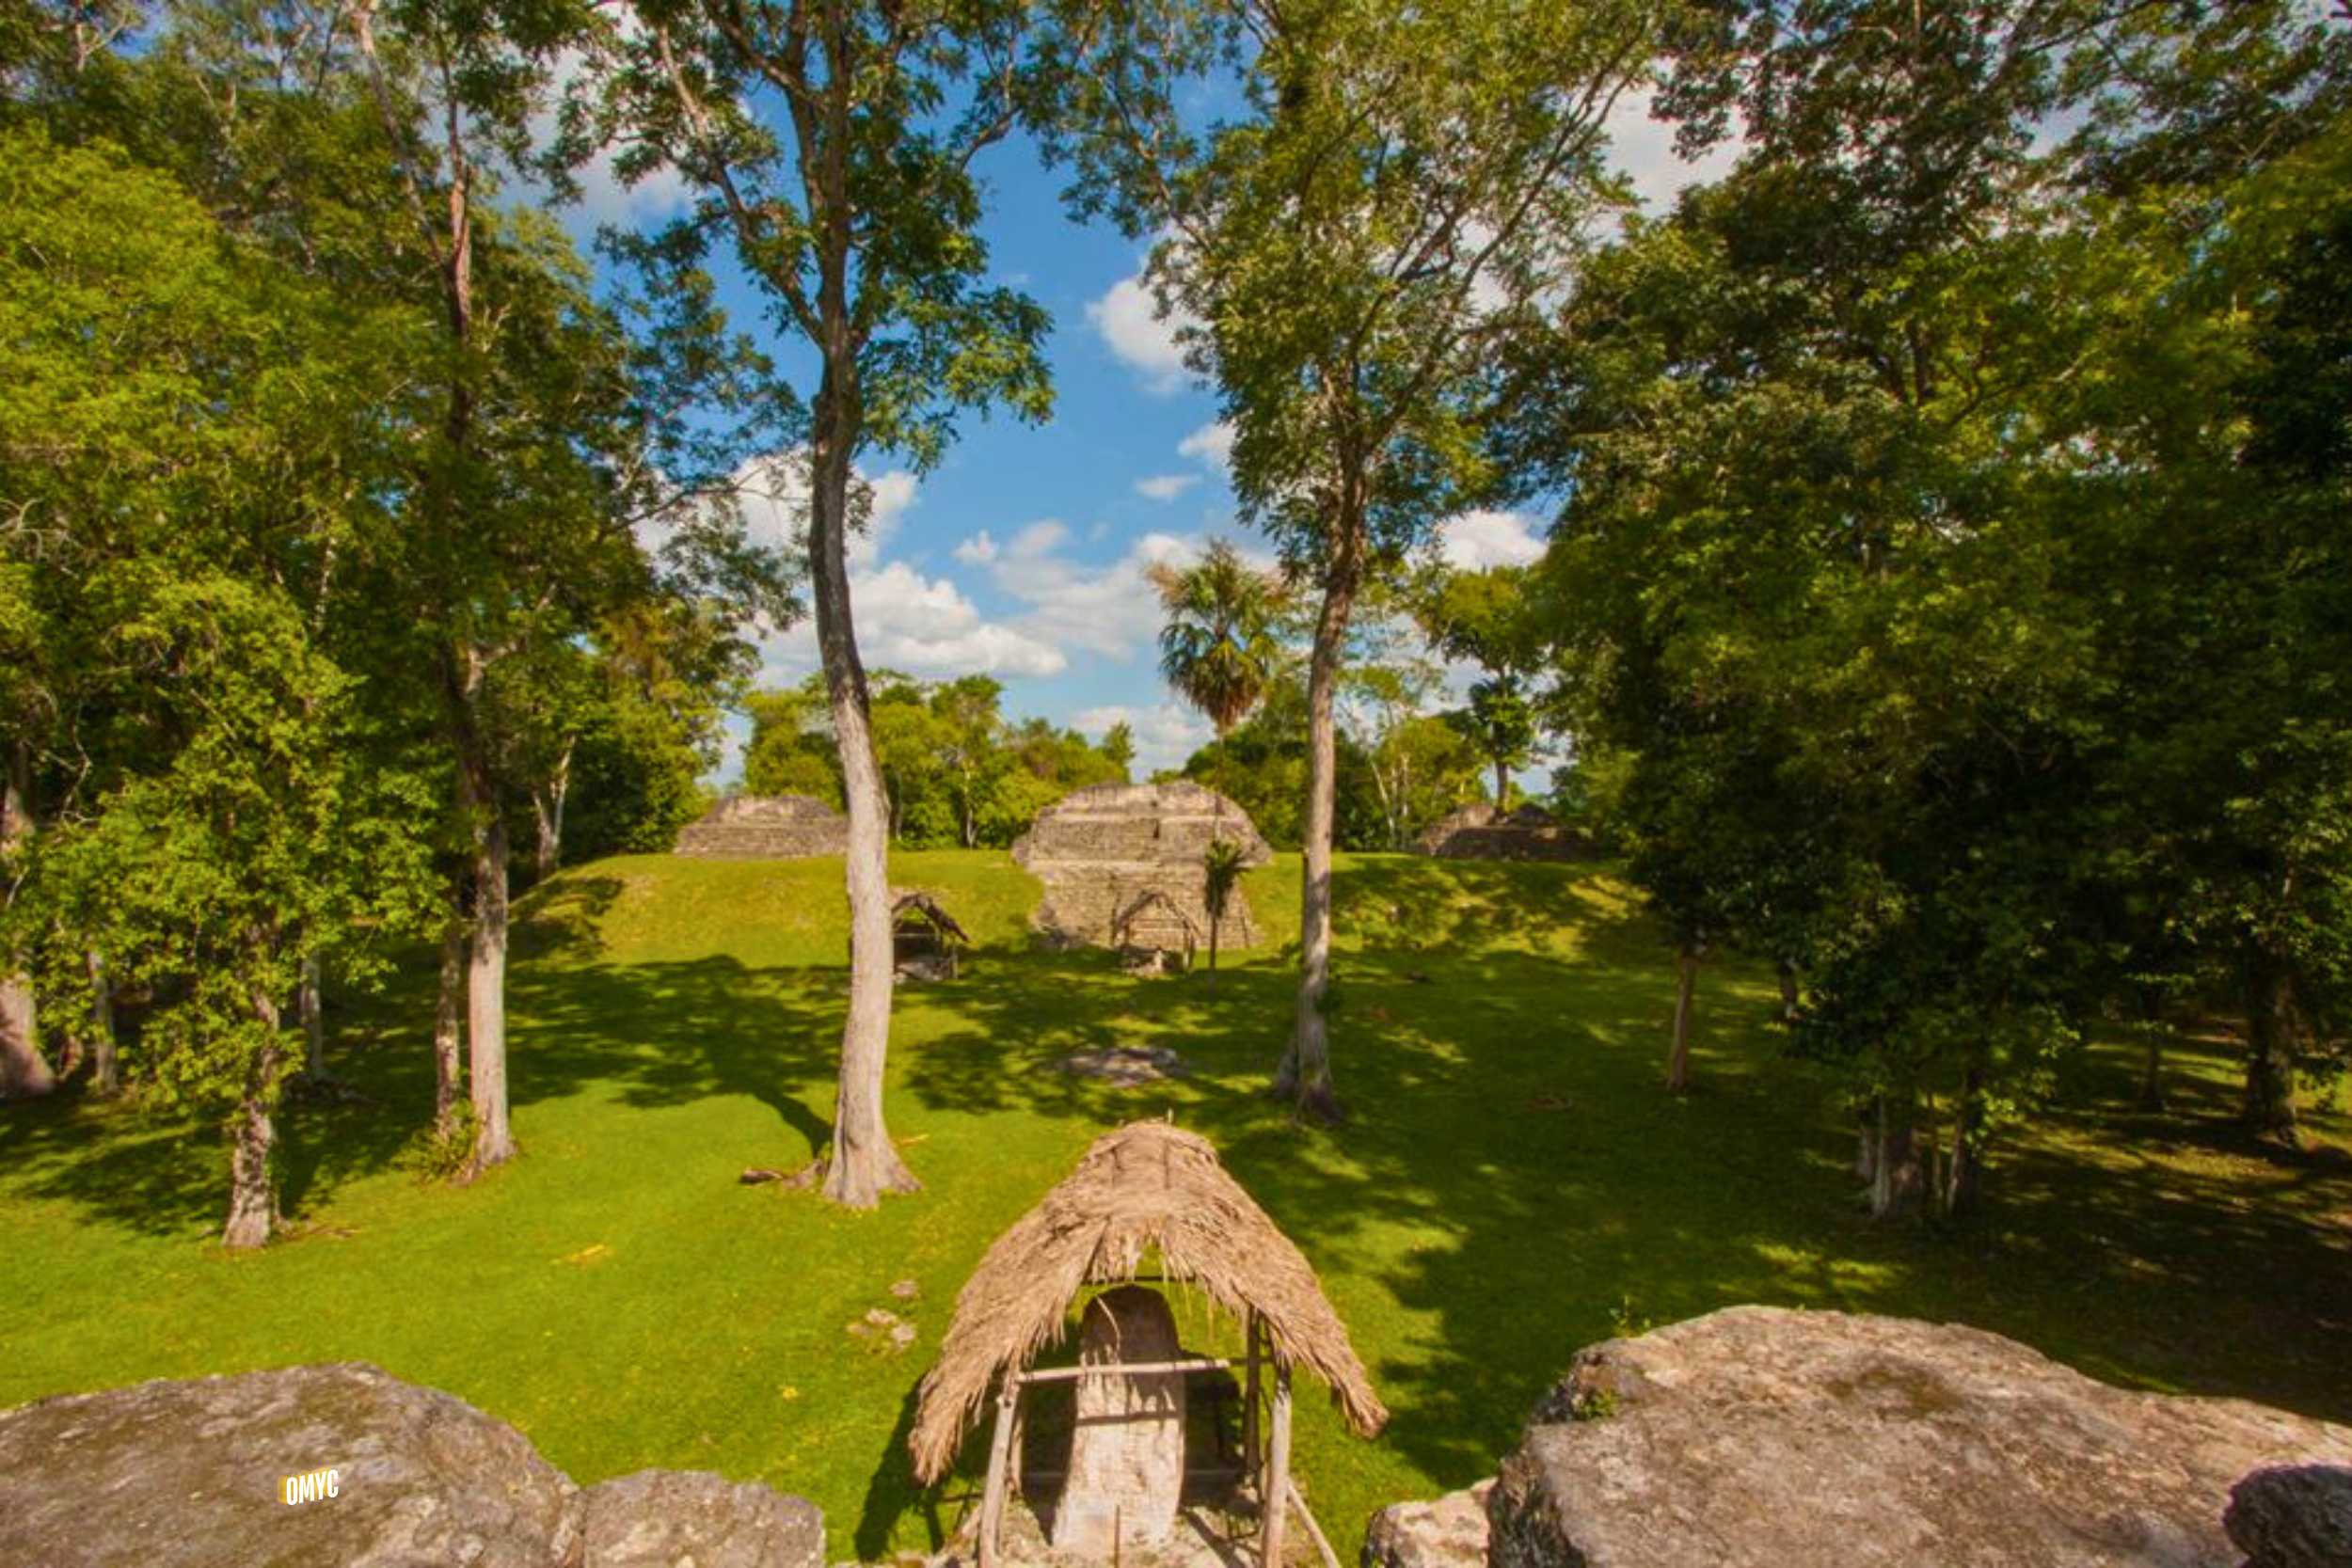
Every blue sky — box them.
[553,93,1738,782]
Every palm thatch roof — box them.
[909,1121,1389,1484]
[891,890,971,944]
[1111,888,1200,946]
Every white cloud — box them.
[733,452,916,570]
[1603,88,1745,213]
[1177,421,1235,470]
[531,47,693,229]
[1438,510,1547,571]
[761,560,1067,681]
[739,462,1065,683]
[1088,270,1201,394]
[964,524,1203,661]
[1007,519,1071,559]
[1071,703,1214,778]
[1135,473,1200,502]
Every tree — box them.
[1055,0,1661,1118]
[1148,540,1290,791]
[1202,837,1246,979]
[743,681,844,804]
[0,125,437,1237]
[48,582,435,1246]
[1336,607,1480,848]
[1100,721,1136,782]
[18,5,789,1168]
[1448,679,1538,813]
[591,0,1056,1201]
[1518,0,2352,1211]
[1419,564,1547,807]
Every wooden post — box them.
[1242,1311,1262,1472]
[978,1383,1019,1568]
[1286,1478,1343,1568]
[1261,1366,1293,1568]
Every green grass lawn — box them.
[4,851,2348,1562]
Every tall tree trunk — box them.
[299,954,325,1079]
[2134,987,2167,1112]
[433,920,465,1138]
[1665,942,1700,1093]
[532,737,574,882]
[222,993,286,1250]
[1274,532,1359,1124]
[2241,951,2300,1148]
[2137,1034,2166,1112]
[459,746,516,1174]
[1494,755,1508,812]
[1,741,54,1100]
[1776,959,1801,1025]
[1867,1091,1921,1220]
[809,390,918,1209]
[87,948,116,1094]
[1944,1062,1984,1217]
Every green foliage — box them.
[1180,677,1387,850]
[1524,0,2352,1190]
[739,674,1130,849]
[4,851,2344,1566]
[1150,541,1291,739]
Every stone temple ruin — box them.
[672,794,849,859]
[1415,802,1594,863]
[1011,783,1273,955]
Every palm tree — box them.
[1201,836,1248,981]
[1149,541,1289,775]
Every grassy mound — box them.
[2,850,2346,1562]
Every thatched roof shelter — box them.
[1109,888,1200,954]
[910,1121,1389,1487]
[892,890,972,945]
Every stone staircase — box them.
[1012,783,1273,951]
[673,794,849,858]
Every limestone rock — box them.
[1486,1307,2352,1568]
[1061,1045,1187,1085]
[1012,782,1271,950]
[675,795,847,858]
[1053,1284,1188,1556]
[0,1361,580,1568]
[580,1468,824,1568]
[0,1363,829,1568]
[2225,1465,2352,1567]
[1363,1481,1493,1568]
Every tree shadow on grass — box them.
[500,955,839,1159]
[854,1380,948,1560]
[887,892,2352,1527]
[8,942,853,1243]
[0,1088,228,1241]
[890,917,1704,1497]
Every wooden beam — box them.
[1242,1310,1263,1472]
[1262,1367,1293,1568]
[977,1385,1019,1568]
[1287,1478,1343,1568]
[1013,1356,1237,1385]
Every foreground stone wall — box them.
[0,1363,824,1568]
[1012,782,1273,951]
[675,794,849,859]
[1367,1307,2352,1568]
